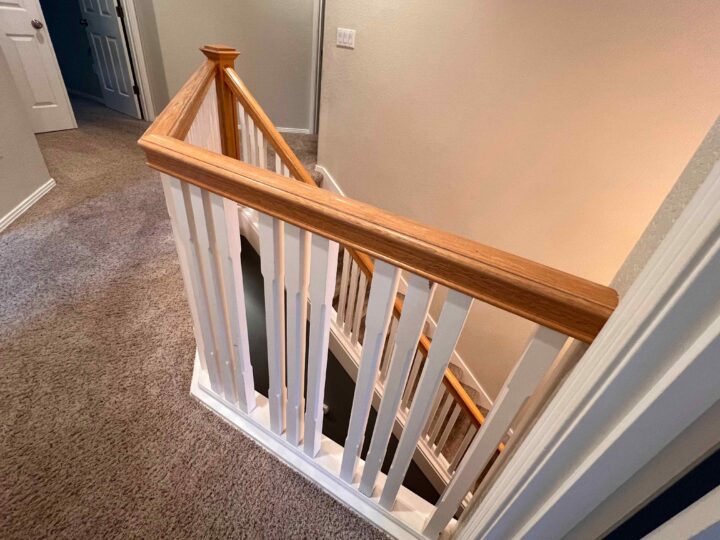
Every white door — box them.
[79,0,140,119]
[0,0,76,133]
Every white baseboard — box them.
[67,88,105,105]
[0,178,56,234]
[314,164,345,196]
[277,127,310,135]
[313,163,493,409]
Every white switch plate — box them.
[336,27,356,49]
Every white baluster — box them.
[283,164,290,178]
[401,351,424,409]
[449,424,477,473]
[423,326,567,538]
[340,260,401,483]
[337,249,351,325]
[344,261,360,335]
[211,194,256,413]
[379,290,473,510]
[423,386,447,436]
[428,393,453,445]
[161,175,221,392]
[351,271,368,346]
[187,184,237,403]
[303,235,340,457]
[359,274,436,496]
[284,224,311,445]
[435,402,461,456]
[238,104,249,163]
[247,115,257,167]
[275,152,283,175]
[256,125,266,169]
[380,317,398,383]
[258,212,286,434]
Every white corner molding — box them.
[457,160,720,539]
[314,164,344,195]
[0,178,55,234]
[277,127,311,135]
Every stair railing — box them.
[139,45,618,538]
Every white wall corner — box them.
[0,178,55,234]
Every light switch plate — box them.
[336,27,356,49]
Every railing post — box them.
[201,44,240,159]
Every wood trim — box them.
[201,46,240,158]
[138,132,618,343]
[142,59,215,141]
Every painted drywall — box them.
[0,49,51,220]
[148,0,315,130]
[39,0,102,99]
[317,0,720,398]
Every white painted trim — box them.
[644,485,720,539]
[118,0,156,120]
[314,163,493,409]
[457,160,720,539]
[67,88,104,105]
[0,178,55,234]
[308,0,324,134]
[277,127,311,135]
[190,352,446,539]
[314,164,344,195]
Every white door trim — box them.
[118,0,155,120]
[457,159,720,539]
[308,0,324,134]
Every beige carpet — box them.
[0,99,385,539]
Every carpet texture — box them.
[0,99,385,539]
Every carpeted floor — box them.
[0,99,385,539]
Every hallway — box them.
[0,99,383,539]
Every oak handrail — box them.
[139,47,619,433]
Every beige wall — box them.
[0,50,51,221]
[148,0,315,130]
[317,0,720,398]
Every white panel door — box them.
[0,0,76,133]
[79,0,140,118]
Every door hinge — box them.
[132,84,139,95]
[116,4,124,18]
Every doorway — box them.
[39,0,143,120]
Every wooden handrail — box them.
[139,48,619,433]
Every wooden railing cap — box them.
[201,44,240,63]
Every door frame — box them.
[457,158,720,538]
[117,0,155,120]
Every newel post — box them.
[201,44,240,159]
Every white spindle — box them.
[212,195,256,412]
[340,260,401,482]
[379,290,473,510]
[238,104,249,162]
[256,126,266,169]
[258,212,286,434]
[401,351,424,409]
[344,261,360,334]
[380,317,398,383]
[247,114,257,166]
[283,164,290,178]
[423,386,446,435]
[337,249,351,324]
[303,235,340,457]
[449,424,477,473]
[284,224,310,445]
[359,274,436,496]
[275,152,283,175]
[161,175,221,392]
[428,393,453,445]
[423,326,567,538]
[186,185,238,403]
[351,271,367,346]
[435,402,461,455]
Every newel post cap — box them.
[200,44,240,65]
